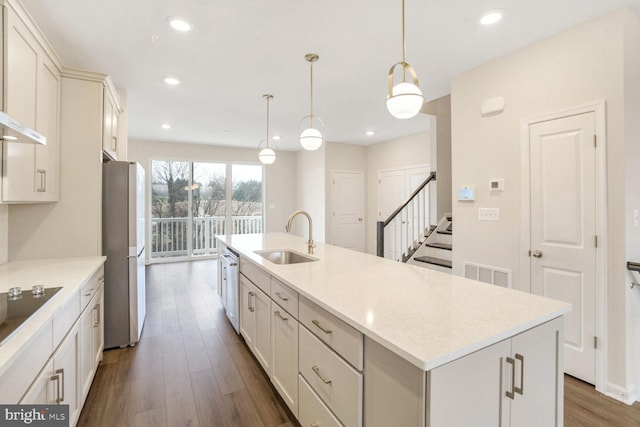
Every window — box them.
[150,160,263,260]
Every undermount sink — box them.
[255,249,318,265]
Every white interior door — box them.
[529,112,596,384]
[332,171,364,252]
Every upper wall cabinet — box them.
[0,1,61,203]
[102,79,122,161]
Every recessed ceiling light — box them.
[366,131,375,136]
[161,124,171,129]
[480,10,504,26]
[168,17,192,32]
[272,135,281,141]
[223,130,231,135]
[164,77,180,85]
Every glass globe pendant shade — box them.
[259,147,276,164]
[386,81,424,119]
[300,127,323,151]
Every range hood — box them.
[0,111,46,145]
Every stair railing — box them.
[377,172,436,260]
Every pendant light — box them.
[258,94,276,165]
[300,53,324,151]
[386,0,424,119]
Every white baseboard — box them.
[605,382,638,405]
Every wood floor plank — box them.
[190,368,233,427]
[135,407,167,427]
[164,349,200,427]
[223,389,266,427]
[201,327,246,395]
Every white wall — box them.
[624,10,640,395]
[451,8,639,398]
[128,139,298,258]
[324,142,367,244]
[364,132,430,254]
[293,146,326,242]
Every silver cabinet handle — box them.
[275,292,288,301]
[112,136,117,151]
[54,368,65,403]
[275,310,288,321]
[311,365,332,384]
[51,372,61,404]
[515,353,524,395]
[84,288,94,297]
[506,357,515,399]
[312,319,332,334]
[248,291,255,312]
[93,304,101,327]
[36,169,46,192]
[222,254,238,266]
[531,250,543,258]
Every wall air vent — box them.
[464,262,512,288]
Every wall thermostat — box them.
[458,186,475,201]
[489,179,504,192]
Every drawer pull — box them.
[506,357,516,400]
[275,310,288,321]
[248,291,255,312]
[515,353,524,395]
[83,288,94,296]
[275,292,289,301]
[312,365,332,384]
[312,319,332,334]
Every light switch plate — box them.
[479,208,500,221]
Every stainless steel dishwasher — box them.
[221,248,240,333]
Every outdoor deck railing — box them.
[151,215,262,257]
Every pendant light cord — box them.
[310,60,314,127]
[402,0,407,81]
[266,96,270,148]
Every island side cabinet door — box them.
[428,339,511,427]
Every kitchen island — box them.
[218,232,571,427]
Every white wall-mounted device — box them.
[458,186,475,201]
[489,178,504,191]
[480,96,505,116]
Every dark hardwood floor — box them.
[78,260,640,426]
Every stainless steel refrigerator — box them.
[102,161,146,348]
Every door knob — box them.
[531,250,543,258]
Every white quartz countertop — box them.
[0,257,106,377]
[219,233,571,371]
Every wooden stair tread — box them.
[425,242,452,251]
[414,256,452,268]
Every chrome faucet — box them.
[285,210,315,254]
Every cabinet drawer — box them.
[299,374,343,427]
[299,295,363,370]
[80,267,104,310]
[299,327,362,427]
[240,257,270,294]
[271,277,298,318]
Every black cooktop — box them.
[0,286,62,346]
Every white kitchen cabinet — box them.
[429,317,563,427]
[22,321,81,425]
[102,84,121,160]
[299,374,342,427]
[271,301,299,417]
[1,1,60,203]
[239,273,271,373]
[79,284,104,401]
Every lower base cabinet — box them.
[21,321,81,425]
[271,303,299,417]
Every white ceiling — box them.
[21,0,640,151]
